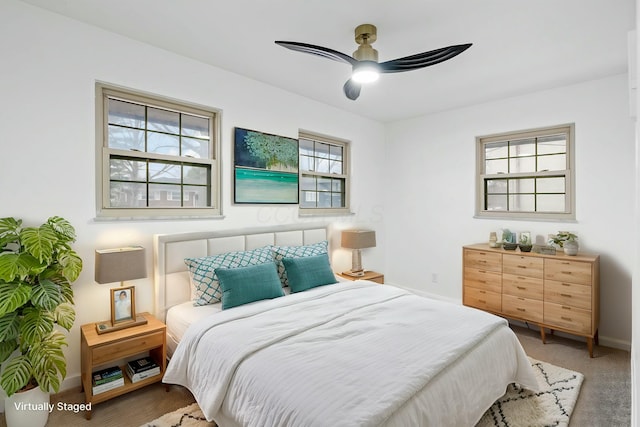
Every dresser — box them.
[462,244,600,357]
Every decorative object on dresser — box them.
[518,231,532,252]
[337,270,384,284]
[341,229,376,277]
[548,231,579,256]
[94,246,148,334]
[80,312,167,419]
[462,244,600,357]
[0,216,83,427]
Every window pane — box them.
[318,192,331,208]
[329,145,343,160]
[485,142,508,160]
[183,165,208,185]
[182,136,209,158]
[315,157,330,174]
[149,162,180,183]
[299,155,313,171]
[300,191,316,207]
[148,107,179,134]
[108,99,144,129]
[509,139,535,157]
[300,175,316,191]
[148,183,181,207]
[331,178,343,192]
[299,139,314,156]
[181,114,209,138]
[184,185,208,207]
[110,158,146,181]
[509,156,535,173]
[486,179,507,194]
[332,193,343,207]
[485,159,508,174]
[509,194,535,211]
[148,132,180,155]
[110,182,146,208]
[317,177,331,191]
[486,194,507,211]
[316,142,330,158]
[536,177,565,193]
[508,178,534,193]
[537,194,565,212]
[538,135,566,155]
[329,160,343,174]
[108,126,145,151]
[537,154,566,172]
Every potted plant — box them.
[518,232,532,252]
[549,231,579,256]
[0,216,82,427]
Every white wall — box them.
[385,74,635,349]
[0,0,386,396]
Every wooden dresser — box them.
[462,244,600,357]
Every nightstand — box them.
[338,270,384,284]
[80,312,166,419]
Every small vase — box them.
[4,386,50,427]
[563,241,579,256]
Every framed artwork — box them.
[111,286,136,325]
[234,127,299,204]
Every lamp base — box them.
[341,270,365,277]
[95,314,148,335]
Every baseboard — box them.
[388,282,631,352]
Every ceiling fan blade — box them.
[275,41,356,66]
[379,43,472,73]
[343,79,361,101]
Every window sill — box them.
[92,215,226,222]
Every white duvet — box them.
[163,281,538,427]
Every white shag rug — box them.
[141,358,582,427]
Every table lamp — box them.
[341,229,376,277]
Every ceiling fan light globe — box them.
[352,63,380,84]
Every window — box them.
[476,124,575,220]
[96,84,221,218]
[298,131,350,215]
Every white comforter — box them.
[163,281,538,427]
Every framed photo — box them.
[111,286,136,325]
[233,127,299,204]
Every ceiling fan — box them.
[275,24,472,101]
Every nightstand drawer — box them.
[463,287,501,313]
[464,249,502,272]
[463,268,502,293]
[502,294,543,323]
[544,302,592,335]
[92,331,164,365]
[544,280,591,310]
[544,259,592,285]
[503,255,543,279]
[503,274,543,299]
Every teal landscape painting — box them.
[234,128,299,203]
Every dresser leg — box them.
[587,337,594,358]
[540,327,546,344]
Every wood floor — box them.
[0,324,630,427]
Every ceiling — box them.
[20,0,635,122]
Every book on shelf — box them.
[126,356,159,374]
[126,365,160,383]
[92,377,125,395]
[92,366,123,386]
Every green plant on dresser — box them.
[0,216,82,396]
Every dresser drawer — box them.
[463,268,502,293]
[502,294,543,323]
[544,259,592,285]
[544,280,591,310]
[544,302,592,335]
[92,331,164,365]
[502,254,544,279]
[464,249,502,272]
[463,287,501,313]
[503,274,543,300]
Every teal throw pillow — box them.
[282,253,337,293]
[215,262,285,310]
[272,241,329,287]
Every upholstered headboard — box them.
[153,223,329,321]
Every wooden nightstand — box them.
[338,271,384,284]
[80,312,167,419]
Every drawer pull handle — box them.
[478,299,486,304]
[479,290,486,294]
[479,252,486,255]
[478,280,486,284]
[562,283,571,287]
[561,316,572,321]
[479,270,486,273]
[479,260,487,263]
[561,271,573,275]
[561,262,571,265]
[517,276,526,280]
[516,286,526,290]
[562,306,572,310]
[517,308,526,312]
[560,293,572,298]
[517,265,527,269]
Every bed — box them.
[155,224,538,427]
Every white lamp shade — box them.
[95,246,147,284]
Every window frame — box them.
[298,130,351,216]
[95,83,222,220]
[475,123,575,221]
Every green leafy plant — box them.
[0,216,82,396]
[549,231,578,248]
